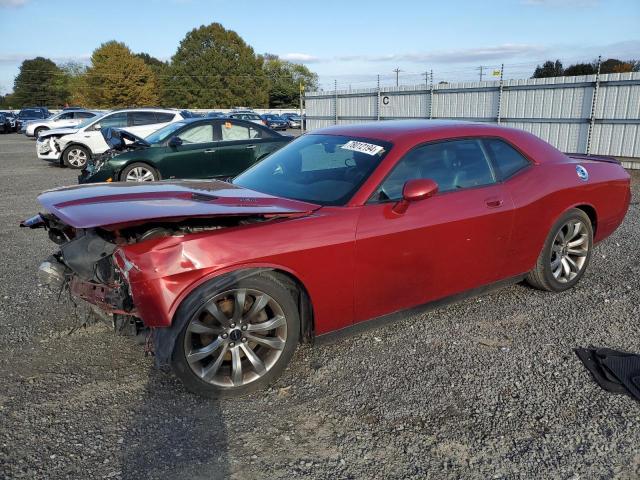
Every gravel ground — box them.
[0,133,639,480]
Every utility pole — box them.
[477,66,484,82]
[393,68,402,87]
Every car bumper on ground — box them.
[36,138,62,162]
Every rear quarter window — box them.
[484,138,530,180]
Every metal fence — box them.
[304,71,640,158]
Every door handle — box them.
[485,197,504,208]
[245,145,256,149]
[204,149,216,153]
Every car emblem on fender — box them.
[576,165,589,181]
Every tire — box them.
[120,162,159,182]
[34,127,48,138]
[63,145,90,169]
[171,273,300,398]
[526,208,593,292]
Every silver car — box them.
[25,110,99,138]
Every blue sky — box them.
[0,0,638,94]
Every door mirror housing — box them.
[92,123,101,131]
[392,178,439,214]
[168,136,183,148]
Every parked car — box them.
[36,108,185,169]
[0,111,17,132]
[260,114,288,131]
[25,109,99,138]
[227,112,266,126]
[79,118,292,183]
[16,107,51,132]
[0,113,11,133]
[22,120,630,398]
[280,113,302,129]
[206,111,227,118]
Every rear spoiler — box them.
[566,153,621,165]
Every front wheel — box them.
[121,162,159,182]
[63,145,90,169]
[171,274,300,398]
[526,208,593,292]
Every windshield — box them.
[75,112,106,130]
[145,121,188,144]
[233,134,391,206]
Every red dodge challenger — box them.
[23,120,631,397]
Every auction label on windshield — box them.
[341,140,384,156]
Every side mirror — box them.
[92,123,101,131]
[392,178,438,214]
[168,136,183,148]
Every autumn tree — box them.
[262,54,318,108]
[165,23,269,108]
[135,52,171,106]
[12,57,69,107]
[599,58,636,74]
[84,41,158,108]
[60,61,89,106]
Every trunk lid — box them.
[37,180,321,229]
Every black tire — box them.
[34,126,48,138]
[62,145,90,169]
[171,273,300,398]
[120,162,159,182]
[526,208,593,292]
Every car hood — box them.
[37,180,321,229]
[39,127,79,139]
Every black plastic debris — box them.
[575,348,640,401]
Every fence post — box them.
[376,75,381,121]
[334,80,338,125]
[299,82,305,133]
[429,70,434,119]
[586,56,602,155]
[496,63,504,124]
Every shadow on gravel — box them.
[120,368,229,480]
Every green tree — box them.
[60,61,89,106]
[532,60,564,78]
[165,23,269,108]
[262,54,318,108]
[84,41,158,108]
[12,57,69,107]
[563,63,596,77]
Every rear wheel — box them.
[121,162,159,182]
[526,208,593,292]
[63,145,90,169]
[34,126,48,138]
[171,274,300,398]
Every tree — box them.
[84,41,158,108]
[599,58,635,74]
[164,23,269,108]
[60,61,89,106]
[12,57,69,107]
[563,63,596,77]
[262,54,318,108]
[532,60,564,78]
[135,52,171,106]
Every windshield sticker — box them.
[340,140,385,156]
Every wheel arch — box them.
[574,203,597,237]
[61,142,91,166]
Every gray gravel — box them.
[1,133,639,480]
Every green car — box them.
[78,118,292,184]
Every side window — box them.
[129,112,158,126]
[74,111,94,119]
[155,112,176,123]
[177,124,214,144]
[377,139,496,201]
[99,113,128,128]
[58,112,74,120]
[221,122,253,141]
[483,138,530,180]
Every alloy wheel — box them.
[550,219,589,283]
[125,166,155,182]
[183,288,288,388]
[67,148,87,167]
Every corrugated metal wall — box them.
[304,72,640,158]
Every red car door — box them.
[353,138,515,323]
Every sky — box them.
[0,0,638,94]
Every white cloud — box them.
[0,53,91,65]
[0,0,29,7]
[281,53,323,63]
